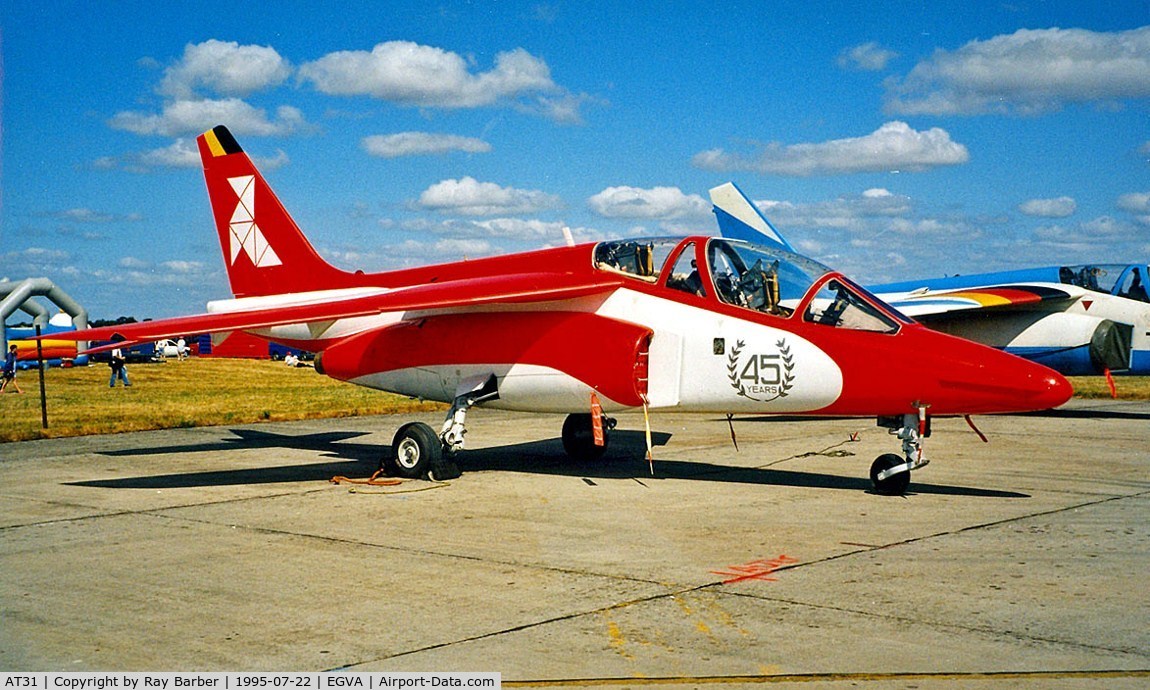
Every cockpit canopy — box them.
[594,237,906,333]
[1059,264,1150,304]
[705,238,829,316]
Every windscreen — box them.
[706,239,831,316]
[1059,264,1134,295]
[803,279,901,333]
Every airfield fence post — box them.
[35,324,48,430]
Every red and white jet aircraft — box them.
[56,126,1072,494]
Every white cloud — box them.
[160,260,205,274]
[1019,196,1077,217]
[110,98,305,137]
[886,26,1150,115]
[300,42,556,108]
[0,249,72,283]
[470,218,565,241]
[97,138,288,173]
[1117,191,1150,212]
[587,186,709,219]
[515,91,599,125]
[1032,216,1141,251]
[692,121,969,176]
[776,190,913,228]
[885,217,974,236]
[352,218,607,270]
[838,42,898,71]
[362,132,492,158]
[423,217,605,244]
[53,209,143,223]
[432,238,493,256]
[417,177,563,216]
[159,40,292,99]
[135,139,201,168]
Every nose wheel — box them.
[870,453,911,495]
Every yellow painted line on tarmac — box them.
[504,669,1150,687]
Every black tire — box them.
[870,453,911,496]
[387,422,442,479]
[562,413,608,461]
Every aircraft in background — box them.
[46,128,1071,495]
[709,182,1150,377]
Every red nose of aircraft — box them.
[904,328,1073,416]
[827,325,1073,417]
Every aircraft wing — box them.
[880,283,1082,321]
[47,272,628,353]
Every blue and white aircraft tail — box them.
[709,181,1150,377]
[709,182,795,253]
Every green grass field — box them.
[0,357,442,443]
[1066,375,1150,400]
[0,358,1146,443]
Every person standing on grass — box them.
[1,344,22,394]
[109,347,131,388]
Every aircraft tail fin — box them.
[197,126,356,298]
[709,182,796,253]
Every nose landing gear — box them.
[872,405,931,495]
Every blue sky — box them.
[2,1,1149,318]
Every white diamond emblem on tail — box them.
[227,175,282,268]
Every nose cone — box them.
[928,333,1073,415]
[1027,365,1074,411]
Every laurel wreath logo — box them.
[728,338,795,403]
[727,340,745,396]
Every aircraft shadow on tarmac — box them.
[71,429,382,489]
[69,427,1027,498]
[460,432,1027,498]
[1020,407,1150,421]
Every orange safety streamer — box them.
[590,392,605,446]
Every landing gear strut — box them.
[872,406,931,495]
[440,374,500,455]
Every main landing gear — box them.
[384,378,615,481]
[384,375,499,481]
[871,406,931,496]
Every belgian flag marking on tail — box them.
[203,125,243,157]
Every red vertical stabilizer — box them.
[197,125,358,298]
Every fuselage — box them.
[215,236,1070,418]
